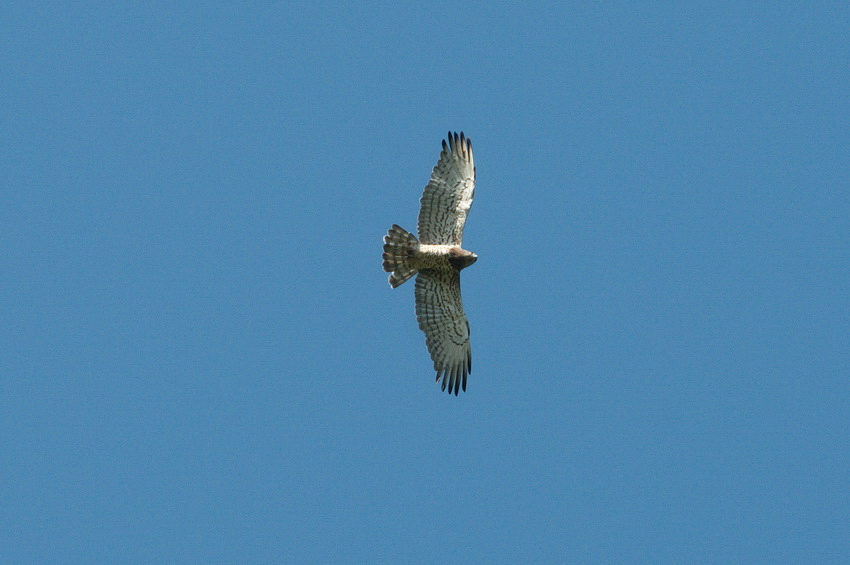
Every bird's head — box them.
[449,248,477,271]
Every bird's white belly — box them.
[415,244,455,269]
[418,244,455,255]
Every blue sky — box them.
[3,2,849,562]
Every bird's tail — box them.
[382,224,419,288]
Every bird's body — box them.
[382,132,477,395]
[417,244,476,269]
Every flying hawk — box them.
[382,132,477,395]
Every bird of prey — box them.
[382,132,477,395]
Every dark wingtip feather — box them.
[443,131,472,160]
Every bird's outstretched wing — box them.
[415,269,471,395]
[417,132,476,245]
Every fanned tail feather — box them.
[382,224,419,288]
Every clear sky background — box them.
[3,3,848,563]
